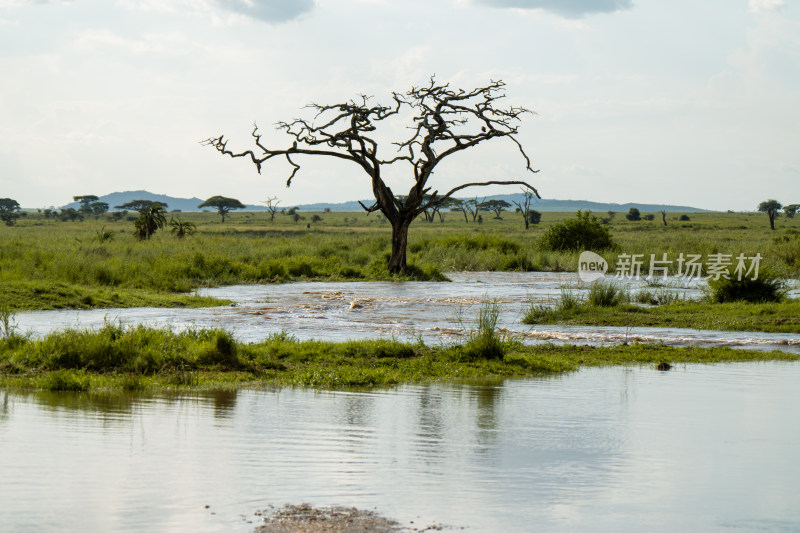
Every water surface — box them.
[13,272,800,353]
[2,362,799,532]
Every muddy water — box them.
[1,362,799,532]
[12,272,800,352]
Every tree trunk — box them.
[388,218,411,273]
[769,213,775,230]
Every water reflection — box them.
[1,364,800,532]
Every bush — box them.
[679,214,691,221]
[626,208,641,221]
[538,210,616,252]
[587,280,628,307]
[708,271,786,303]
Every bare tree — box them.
[660,210,667,226]
[204,78,539,273]
[465,197,485,223]
[512,189,536,229]
[263,196,281,221]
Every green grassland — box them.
[1,208,799,310]
[1,324,796,391]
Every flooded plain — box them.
[12,272,800,353]
[2,362,799,532]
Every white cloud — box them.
[465,0,633,18]
[217,0,315,22]
[748,0,785,13]
[117,0,316,22]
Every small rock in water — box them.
[656,362,672,371]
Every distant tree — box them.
[134,203,167,240]
[660,210,667,226]
[679,214,691,221]
[784,204,798,218]
[285,206,299,216]
[169,217,196,239]
[311,214,323,223]
[512,189,537,229]
[110,210,128,222]
[0,198,21,226]
[483,199,511,220]
[43,208,56,219]
[757,199,782,230]
[263,196,281,221]
[626,207,641,221]
[607,210,616,220]
[466,197,485,222]
[58,208,83,222]
[527,209,542,225]
[324,207,331,213]
[116,200,165,214]
[292,213,301,223]
[90,202,109,218]
[197,196,246,223]
[73,195,99,215]
[450,199,471,223]
[421,194,452,223]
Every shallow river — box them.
[2,362,799,532]
[12,272,800,353]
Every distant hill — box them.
[297,194,710,213]
[61,190,710,213]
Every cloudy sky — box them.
[1,0,797,210]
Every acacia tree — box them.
[483,199,511,220]
[199,196,246,223]
[116,200,166,214]
[758,199,782,230]
[74,195,99,215]
[784,204,798,218]
[0,198,21,226]
[204,78,539,273]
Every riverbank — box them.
[523,300,800,334]
[1,324,796,391]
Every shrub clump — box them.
[538,210,616,252]
[708,271,786,303]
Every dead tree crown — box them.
[203,77,540,221]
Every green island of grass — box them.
[1,324,797,392]
[523,300,800,334]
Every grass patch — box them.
[523,299,800,333]
[0,324,797,391]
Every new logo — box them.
[578,251,608,282]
